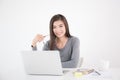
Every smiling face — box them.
[53,20,66,38]
[49,14,71,50]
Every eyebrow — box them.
[53,24,64,27]
[59,24,63,26]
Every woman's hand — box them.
[31,34,45,47]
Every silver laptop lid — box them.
[21,50,63,76]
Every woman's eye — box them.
[59,26,63,27]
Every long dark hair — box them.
[49,14,71,50]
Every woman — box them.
[31,14,80,68]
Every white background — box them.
[0,0,120,77]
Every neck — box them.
[56,36,67,43]
[55,36,68,49]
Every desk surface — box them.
[0,68,120,80]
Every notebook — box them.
[21,50,63,76]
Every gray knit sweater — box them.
[32,36,80,68]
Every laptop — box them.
[21,50,63,76]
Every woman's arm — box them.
[31,34,46,50]
[62,37,80,68]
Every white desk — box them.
[63,68,120,80]
[0,68,120,80]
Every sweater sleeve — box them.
[62,37,80,68]
[32,46,37,50]
[42,41,50,50]
[32,41,50,51]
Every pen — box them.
[94,70,101,75]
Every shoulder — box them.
[68,36,80,46]
[69,36,80,43]
[68,36,80,47]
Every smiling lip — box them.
[56,32,62,35]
